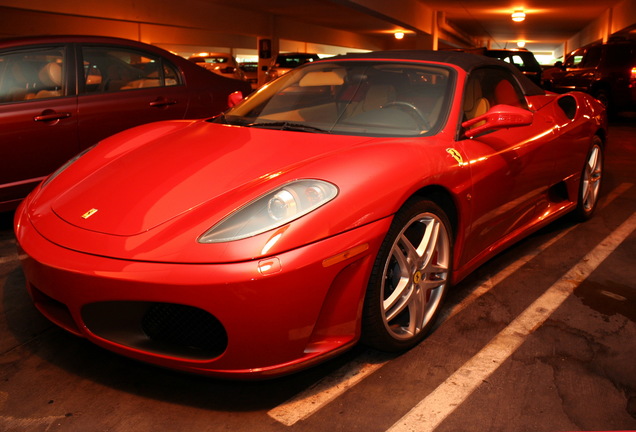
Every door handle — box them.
[149,98,178,108]
[34,111,72,122]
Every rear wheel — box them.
[593,89,610,108]
[362,199,452,352]
[592,88,612,115]
[573,136,603,221]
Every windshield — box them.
[214,61,454,137]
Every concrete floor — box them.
[1,115,635,432]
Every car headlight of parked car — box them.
[198,179,338,243]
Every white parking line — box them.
[0,256,15,265]
[268,350,392,426]
[387,211,636,432]
[267,183,633,427]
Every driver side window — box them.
[463,67,527,127]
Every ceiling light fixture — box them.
[394,31,405,40]
[511,10,526,22]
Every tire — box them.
[592,88,610,110]
[361,199,452,352]
[573,136,603,221]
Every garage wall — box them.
[612,0,636,34]
[565,0,636,52]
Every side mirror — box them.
[462,104,533,139]
[227,91,244,108]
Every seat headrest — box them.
[39,62,62,87]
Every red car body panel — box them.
[16,211,390,376]
[14,51,607,378]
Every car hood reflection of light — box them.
[51,122,373,237]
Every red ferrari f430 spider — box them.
[15,50,607,378]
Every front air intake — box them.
[141,303,228,357]
[82,301,228,360]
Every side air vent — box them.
[557,95,577,120]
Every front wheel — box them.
[573,136,603,221]
[361,199,452,352]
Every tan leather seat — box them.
[463,79,490,128]
[346,83,396,118]
[34,62,63,98]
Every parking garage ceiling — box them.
[211,0,632,52]
[0,0,633,56]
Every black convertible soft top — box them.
[326,49,545,96]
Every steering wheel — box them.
[382,101,430,131]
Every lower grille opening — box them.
[82,301,228,360]
[29,284,82,336]
[141,303,228,355]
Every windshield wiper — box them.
[246,121,330,134]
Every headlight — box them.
[198,179,338,243]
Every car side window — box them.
[564,48,585,68]
[80,46,181,94]
[582,46,602,68]
[163,62,179,86]
[0,46,66,103]
[502,55,519,67]
[511,55,530,70]
[463,68,527,127]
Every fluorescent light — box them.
[511,11,526,22]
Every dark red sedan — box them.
[0,35,252,211]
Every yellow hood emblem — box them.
[81,208,98,219]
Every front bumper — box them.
[15,212,391,378]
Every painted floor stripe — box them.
[387,211,636,432]
[268,351,392,426]
[267,183,634,427]
[0,256,16,265]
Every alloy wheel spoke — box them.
[406,284,428,336]
[583,147,602,208]
[414,218,440,263]
[383,237,415,321]
[383,277,412,322]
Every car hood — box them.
[51,121,374,237]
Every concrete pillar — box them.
[257,36,279,87]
